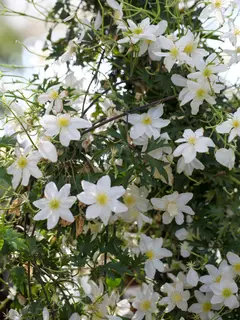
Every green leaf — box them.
[106,277,122,289]
[0,136,16,148]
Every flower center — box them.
[57,117,70,128]
[170,47,179,58]
[188,136,197,145]
[142,116,152,125]
[233,263,240,273]
[202,301,212,312]
[203,67,212,78]
[141,300,151,311]
[134,27,143,35]
[146,39,153,44]
[171,292,183,303]
[167,202,178,216]
[146,250,155,260]
[237,47,240,54]
[234,28,240,36]
[49,90,59,100]
[196,88,206,99]
[17,156,28,169]
[214,0,222,8]
[96,193,108,206]
[49,199,60,210]
[232,119,240,128]
[184,43,194,54]
[215,275,222,283]
[114,10,121,20]
[222,288,232,298]
[124,195,136,207]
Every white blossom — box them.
[159,282,190,312]
[151,191,194,225]
[33,182,76,229]
[216,107,240,141]
[173,128,215,163]
[38,85,67,114]
[77,175,128,225]
[41,113,91,147]
[215,148,235,169]
[211,279,239,309]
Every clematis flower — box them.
[120,185,152,229]
[7,147,42,189]
[199,261,233,292]
[173,128,215,163]
[227,252,240,276]
[139,234,172,278]
[171,74,217,115]
[38,85,67,114]
[77,175,127,225]
[177,156,205,176]
[215,148,235,169]
[106,0,123,23]
[199,0,231,24]
[151,191,194,225]
[153,35,193,71]
[33,182,76,229]
[211,280,239,309]
[128,104,170,140]
[216,107,240,141]
[221,19,240,46]
[41,113,92,147]
[118,18,157,45]
[132,283,159,320]
[159,282,190,312]
[188,291,222,320]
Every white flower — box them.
[159,282,190,312]
[188,291,222,320]
[132,283,159,320]
[106,0,123,22]
[175,228,189,241]
[224,46,240,65]
[7,147,42,189]
[139,234,172,278]
[77,175,128,225]
[178,30,208,66]
[199,0,231,24]
[38,138,58,163]
[128,105,170,140]
[38,85,67,113]
[138,20,168,57]
[216,107,240,141]
[60,39,77,63]
[215,148,235,169]
[69,313,81,320]
[188,53,227,83]
[227,252,240,275]
[151,191,194,225]
[173,128,215,163]
[180,241,193,258]
[118,18,157,45]
[153,36,192,71]
[199,260,233,292]
[186,268,199,287]
[171,75,217,115]
[42,307,49,320]
[7,286,17,300]
[211,279,239,309]
[94,11,102,30]
[41,113,92,147]
[177,156,205,176]
[120,185,152,229]
[222,19,240,46]
[33,182,76,229]
[8,309,22,320]
[108,292,133,318]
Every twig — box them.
[83,95,177,134]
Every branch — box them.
[83,95,177,134]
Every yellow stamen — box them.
[188,136,197,145]
[49,90,59,100]
[202,301,212,312]
[141,300,151,311]
[134,27,143,35]
[49,199,60,210]
[203,67,212,78]
[233,263,240,274]
[222,288,232,298]
[142,116,152,125]
[17,156,28,169]
[146,250,155,260]
[124,195,136,207]
[170,47,179,58]
[184,43,194,54]
[232,119,240,128]
[58,117,70,127]
[196,88,206,99]
[171,292,183,303]
[96,193,108,206]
